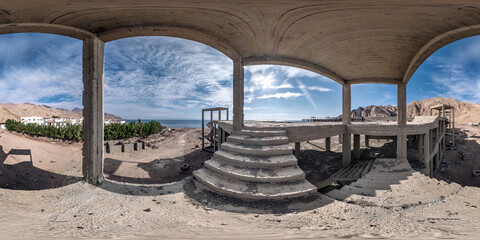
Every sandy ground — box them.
[1,127,480,239]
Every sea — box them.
[125,119,302,129]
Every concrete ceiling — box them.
[2,0,480,85]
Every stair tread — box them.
[233,129,287,137]
[205,158,305,182]
[214,150,297,167]
[221,142,292,156]
[193,168,317,200]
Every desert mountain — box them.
[0,103,122,122]
[347,97,480,124]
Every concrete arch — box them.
[97,26,241,60]
[241,56,345,85]
[403,24,480,84]
[0,23,95,40]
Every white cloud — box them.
[257,92,303,99]
[426,49,480,103]
[0,33,83,111]
[308,86,333,92]
[280,66,319,78]
[103,36,234,118]
[296,79,318,111]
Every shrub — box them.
[5,119,162,141]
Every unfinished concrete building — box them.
[0,1,468,201]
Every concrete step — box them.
[363,171,419,181]
[204,158,305,183]
[221,142,292,156]
[233,129,286,138]
[193,168,317,200]
[214,150,297,168]
[368,158,414,174]
[324,189,366,202]
[350,175,432,190]
[227,135,289,146]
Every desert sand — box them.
[1,127,480,239]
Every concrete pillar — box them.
[325,137,331,152]
[424,132,431,176]
[338,134,342,143]
[353,134,360,159]
[396,83,407,160]
[365,135,369,147]
[342,82,351,166]
[233,59,244,131]
[294,142,301,159]
[452,108,455,147]
[435,126,440,169]
[82,37,105,185]
[418,134,424,163]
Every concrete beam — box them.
[342,82,351,166]
[242,56,345,85]
[233,59,244,131]
[0,23,95,40]
[403,24,480,84]
[97,26,240,59]
[82,37,105,185]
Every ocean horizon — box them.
[125,119,303,128]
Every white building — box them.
[104,119,126,125]
[21,116,44,125]
[44,118,83,127]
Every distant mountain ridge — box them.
[0,103,123,123]
[346,97,480,124]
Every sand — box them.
[1,127,480,239]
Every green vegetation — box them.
[104,120,163,140]
[5,119,163,142]
[5,119,83,141]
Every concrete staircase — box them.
[193,128,317,200]
[325,158,462,208]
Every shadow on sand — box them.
[103,149,211,184]
[0,145,81,190]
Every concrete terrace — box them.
[0,1,468,201]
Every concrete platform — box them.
[325,158,462,208]
[193,128,317,200]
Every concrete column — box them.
[396,83,407,160]
[233,59,244,131]
[294,142,301,159]
[452,108,455,147]
[424,132,431,176]
[325,137,331,152]
[418,134,424,163]
[353,134,360,159]
[435,126,440,169]
[365,135,369,147]
[82,37,105,185]
[342,82,351,166]
[338,134,342,143]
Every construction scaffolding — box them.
[202,107,229,153]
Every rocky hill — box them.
[0,103,123,122]
[348,97,480,124]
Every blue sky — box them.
[0,33,479,120]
